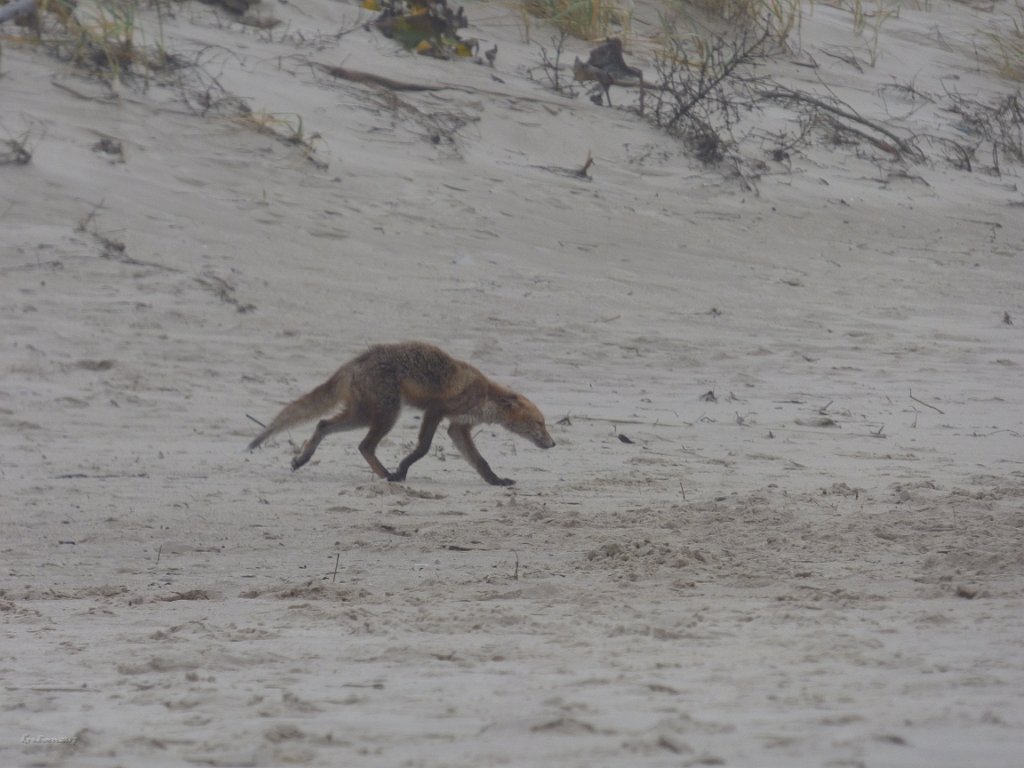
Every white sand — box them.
[2,0,1023,764]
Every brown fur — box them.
[247,342,555,486]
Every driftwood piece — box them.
[314,61,596,112]
[573,38,643,106]
[196,0,256,15]
[573,38,642,85]
[316,63,445,92]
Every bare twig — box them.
[535,30,576,96]
[909,388,944,414]
[0,133,32,165]
[821,47,863,73]
[577,151,593,178]
[51,77,119,104]
[195,273,255,312]
[246,414,267,429]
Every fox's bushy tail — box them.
[247,370,347,451]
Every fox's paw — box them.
[490,477,516,487]
[385,471,407,482]
[291,455,309,471]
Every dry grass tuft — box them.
[682,0,803,47]
[237,111,328,169]
[521,0,630,42]
[979,1,1024,81]
[15,0,175,84]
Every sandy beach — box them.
[2,0,1023,764]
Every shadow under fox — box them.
[247,342,555,486]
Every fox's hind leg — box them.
[357,402,402,480]
[292,407,366,471]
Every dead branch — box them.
[824,114,903,157]
[758,85,925,162]
[676,26,768,130]
[642,24,772,166]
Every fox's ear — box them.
[497,393,520,407]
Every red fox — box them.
[247,342,555,486]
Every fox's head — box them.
[498,392,556,449]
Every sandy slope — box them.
[2,0,1023,765]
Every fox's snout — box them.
[534,432,556,449]
[503,395,556,450]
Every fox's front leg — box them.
[447,423,514,486]
[389,409,444,482]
